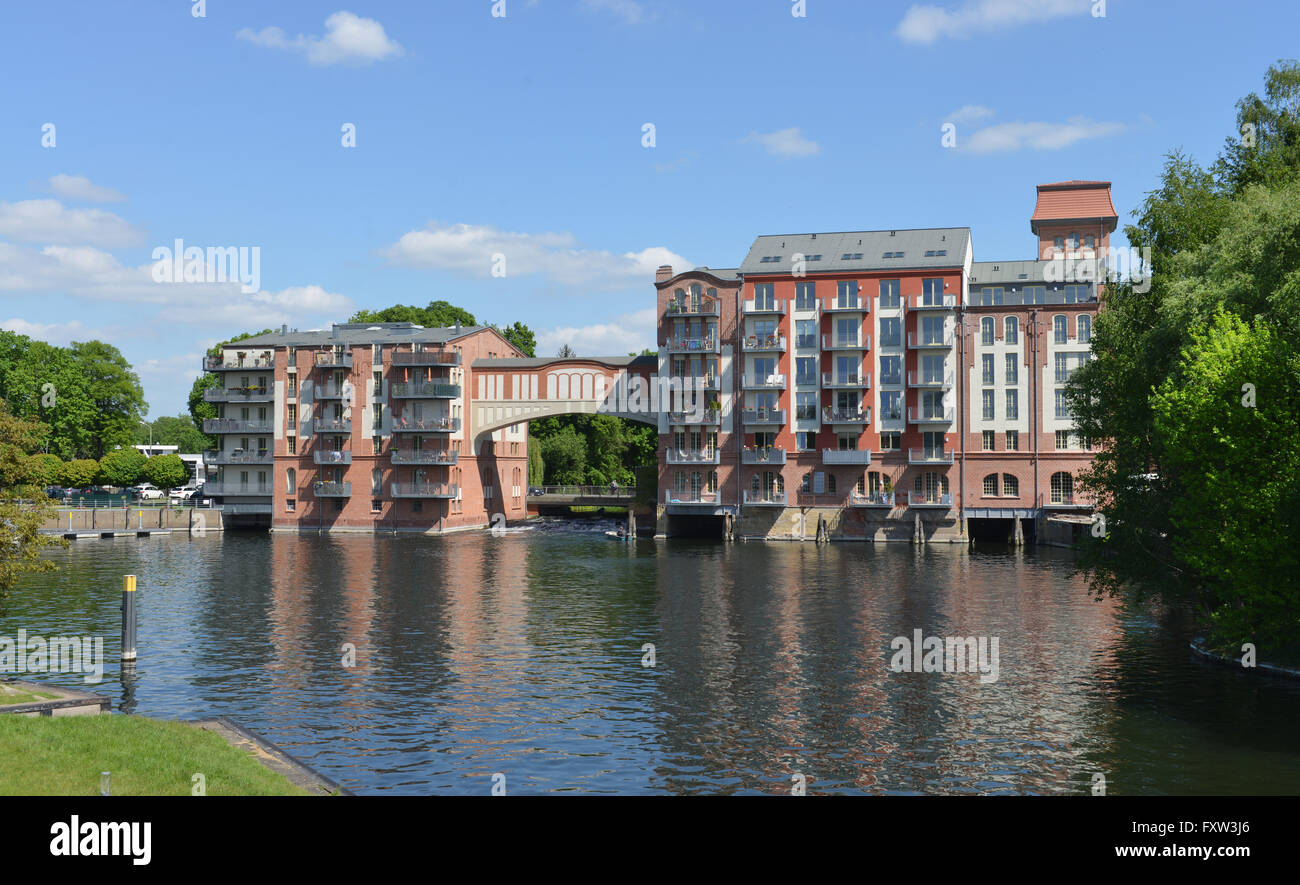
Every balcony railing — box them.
[313,417,353,434]
[851,491,895,507]
[907,448,954,465]
[313,381,349,399]
[907,371,954,389]
[908,407,955,423]
[907,332,954,349]
[313,481,352,498]
[667,409,720,425]
[823,406,870,424]
[822,449,871,465]
[908,491,953,507]
[205,449,272,465]
[742,408,786,425]
[203,355,273,371]
[313,352,353,369]
[878,407,905,423]
[391,350,461,366]
[743,334,786,352]
[667,336,720,354]
[741,447,787,465]
[390,483,458,499]
[825,298,867,312]
[313,449,353,465]
[680,373,719,391]
[742,299,786,315]
[794,334,819,349]
[743,490,787,506]
[822,372,870,389]
[391,416,461,433]
[203,386,273,403]
[665,299,721,317]
[390,449,458,465]
[910,293,957,310]
[203,418,272,434]
[665,448,720,465]
[1043,492,1090,509]
[741,373,786,390]
[203,482,272,496]
[822,334,870,350]
[390,382,461,399]
[664,489,721,506]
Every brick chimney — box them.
[655,265,673,283]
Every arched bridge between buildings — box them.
[469,355,664,441]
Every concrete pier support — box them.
[913,513,923,545]
[1013,517,1024,547]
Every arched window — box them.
[1053,315,1068,344]
[980,317,994,345]
[286,468,296,494]
[1004,316,1018,344]
[1002,474,1019,497]
[1077,314,1092,343]
[827,474,837,494]
[1050,471,1074,504]
[982,474,998,496]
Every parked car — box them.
[169,485,202,503]
[130,483,165,501]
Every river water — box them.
[5,523,1299,795]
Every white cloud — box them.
[48,174,126,203]
[0,317,100,345]
[0,200,144,247]
[741,127,821,158]
[962,116,1125,153]
[381,222,692,288]
[946,104,995,125]
[580,0,649,24]
[536,308,657,358]
[899,0,1088,44]
[237,11,404,66]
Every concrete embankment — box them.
[39,507,224,538]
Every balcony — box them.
[682,373,720,391]
[822,334,870,350]
[742,408,786,426]
[1043,492,1091,510]
[825,298,867,313]
[313,352,353,370]
[203,355,273,371]
[907,448,954,465]
[741,373,787,390]
[665,299,720,317]
[908,407,954,424]
[203,418,272,434]
[741,447,787,465]
[390,382,461,399]
[794,334,819,349]
[851,491,895,508]
[878,407,905,423]
[743,334,786,352]
[203,482,272,496]
[910,293,957,310]
[743,490,787,507]
[742,299,786,315]
[390,483,458,499]
[907,371,954,390]
[907,332,954,349]
[667,409,720,425]
[823,406,870,425]
[313,481,352,498]
[665,448,721,465]
[822,449,872,465]
[879,373,904,386]
[203,386,273,403]
[391,349,461,366]
[822,372,870,389]
[664,489,722,507]
[205,449,272,465]
[313,417,353,434]
[908,491,953,508]
[391,416,461,433]
[313,449,353,465]
[667,336,720,354]
[390,449,459,465]
[313,381,349,399]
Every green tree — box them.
[97,448,147,487]
[68,340,147,459]
[527,435,544,486]
[25,453,64,487]
[138,415,210,453]
[349,301,477,328]
[494,321,536,357]
[556,344,577,358]
[141,454,189,490]
[539,425,587,485]
[58,459,100,488]
[0,404,64,606]
[1214,59,1300,194]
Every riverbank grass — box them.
[0,714,309,795]
[0,683,58,706]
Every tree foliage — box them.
[58,459,100,489]
[141,454,189,490]
[97,448,147,487]
[348,301,477,328]
[494,321,536,357]
[0,401,65,607]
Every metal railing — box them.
[391,416,461,433]
[390,449,458,465]
[313,381,350,399]
[908,406,954,423]
[825,298,867,312]
[907,332,954,348]
[313,481,351,497]
[742,408,786,425]
[204,482,272,496]
[665,300,720,317]
[665,449,720,464]
[743,334,786,351]
[532,485,635,497]
[313,449,353,465]
[391,350,461,366]
[205,449,272,465]
[664,489,720,505]
[822,334,870,349]
[203,386,272,402]
[907,448,954,464]
[851,491,895,507]
[313,418,353,434]
[822,372,870,388]
[667,337,720,353]
[822,449,871,465]
[741,447,786,465]
[910,293,957,309]
[907,371,954,389]
[741,373,786,389]
[908,491,953,507]
[823,406,870,424]
[203,356,272,371]
[743,490,787,506]
[313,352,353,369]
[203,418,272,434]
[742,299,786,314]
[390,483,458,498]
[390,382,461,399]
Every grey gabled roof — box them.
[739,228,970,275]
[969,260,1054,285]
[227,322,489,349]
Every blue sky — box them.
[1,0,1294,417]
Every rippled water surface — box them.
[5,524,1300,794]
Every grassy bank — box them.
[0,714,309,795]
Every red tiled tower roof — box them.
[1031,181,1118,234]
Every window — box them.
[879,317,901,348]
[836,280,859,308]
[286,498,295,512]
[879,279,901,308]
[1002,474,1019,496]
[1056,430,1072,450]
[374,402,384,429]
[827,474,837,494]
[922,278,944,307]
[1004,317,1018,344]
[1070,232,1081,249]
[981,317,994,345]
[879,432,901,452]
[287,436,296,455]
[1023,286,1046,304]
[286,468,296,494]
[795,431,816,452]
[371,499,382,513]
[982,354,994,385]
[1005,354,1018,385]
[373,437,381,455]
[796,356,817,384]
[979,287,1005,305]
[796,392,817,420]
[921,315,945,346]
[1078,314,1092,343]
[1054,315,1068,344]
[983,474,998,496]
[795,320,817,349]
[1005,389,1019,420]
[982,431,995,451]
[982,390,995,420]
[1053,236,1065,254]
[880,356,901,385]
[1064,285,1090,303]
[753,283,775,309]
[1055,389,1070,419]
[1005,430,1019,451]
[1085,235,1095,250]
[881,390,902,421]
[1050,471,1075,504]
